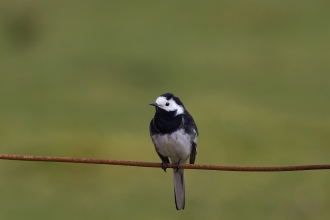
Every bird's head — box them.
[149,93,185,116]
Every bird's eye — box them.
[165,102,169,106]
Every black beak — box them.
[149,102,158,107]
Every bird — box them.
[149,93,198,210]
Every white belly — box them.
[152,129,192,162]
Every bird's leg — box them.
[157,153,170,172]
[161,161,169,172]
[174,159,181,173]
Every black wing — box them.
[189,142,197,164]
[183,112,198,164]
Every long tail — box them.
[173,168,185,210]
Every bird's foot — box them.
[174,160,181,173]
[161,161,169,172]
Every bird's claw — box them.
[174,160,181,173]
[161,161,168,172]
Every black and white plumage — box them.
[149,93,198,210]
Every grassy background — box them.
[1,1,330,219]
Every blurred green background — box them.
[1,1,330,219]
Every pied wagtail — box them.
[149,93,198,210]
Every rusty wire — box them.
[0,153,330,172]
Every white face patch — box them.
[155,96,184,116]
